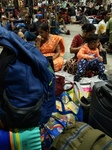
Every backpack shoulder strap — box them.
[0,47,15,94]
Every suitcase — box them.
[89,81,112,137]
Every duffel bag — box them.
[49,122,112,150]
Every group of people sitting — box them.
[0,12,65,72]
[0,8,110,82]
[64,23,108,81]
[33,21,108,81]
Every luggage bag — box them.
[89,81,112,137]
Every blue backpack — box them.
[0,25,56,128]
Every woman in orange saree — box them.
[35,22,65,72]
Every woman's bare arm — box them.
[53,44,60,60]
[70,46,81,53]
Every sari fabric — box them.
[40,34,65,72]
[63,34,83,74]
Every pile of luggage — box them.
[41,74,112,149]
[0,25,112,150]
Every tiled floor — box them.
[61,24,112,78]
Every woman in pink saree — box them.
[35,22,65,72]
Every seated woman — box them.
[63,23,96,75]
[35,22,65,72]
[74,34,106,81]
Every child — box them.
[74,34,106,81]
[63,23,96,75]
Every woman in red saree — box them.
[35,22,65,72]
[63,23,97,75]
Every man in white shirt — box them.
[97,10,111,45]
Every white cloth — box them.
[97,19,108,35]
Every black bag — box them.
[89,81,112,137]
[46,56,54,71]
[99,51,107,64]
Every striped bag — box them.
[49,122,112,150]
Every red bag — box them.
[55,75,65,97]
